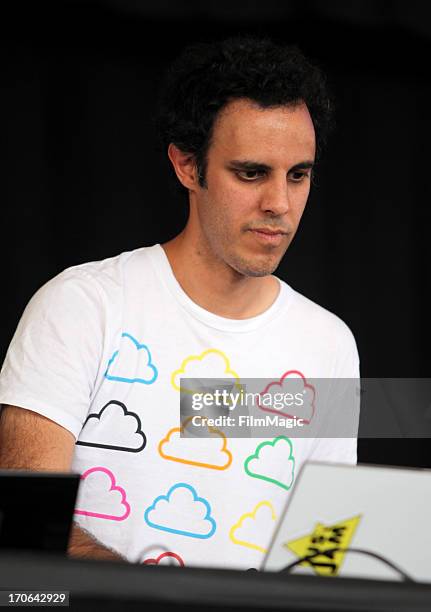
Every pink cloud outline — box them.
[75,466,131,521]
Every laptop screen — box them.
[263,462,431,583]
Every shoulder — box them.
[288,286,357,349]
[52,249,136,294]
[16,247,154,333]
[31,246,153,304]
[280,281,360,376]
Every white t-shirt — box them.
[0,244,359,569]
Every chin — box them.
[228,253,281,277]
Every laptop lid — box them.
[262,462,431,583]
[0,470,80,553]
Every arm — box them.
[0,405,124,561]
[68,523,124,561]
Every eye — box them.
[289,171,311,183]
[236,170,265,182]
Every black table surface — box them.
[1,551,431,611]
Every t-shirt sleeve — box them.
[308,320,361,466]
[0,268,106,439]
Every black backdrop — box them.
[3,0,431,466]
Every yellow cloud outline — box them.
[170,348,242,394]
[229,500,277,553]
[158,416,233,470]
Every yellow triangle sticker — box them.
[284,515,361,576]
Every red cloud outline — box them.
[143,551,185,566]
[257,370,315,424]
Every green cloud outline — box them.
[244,436,295,490]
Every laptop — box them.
[0,470,80,553]
[262,462,431,583]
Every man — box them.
[0,36,359,568]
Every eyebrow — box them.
[227,159,315,172]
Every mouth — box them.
[250,228,287,236]
[247,228,288,246]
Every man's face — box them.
[193,98,316,277]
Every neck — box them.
[161,228,280,320]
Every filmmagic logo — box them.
[179,377,359,439]
[191,389,305,411]
[191,414,305,429]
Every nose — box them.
[259,175,290,216]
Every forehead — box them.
[209,98,316,162]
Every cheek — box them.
[290,183,311,216]
[205,181,251,224]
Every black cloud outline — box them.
[76,400,147,452]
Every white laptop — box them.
[262,462,431,583]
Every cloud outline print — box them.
[229,500,277,553]
[257,370,315,424]
[104,332,158,384]
[76,400,147,452]
[75,466,131,521]
[143,552,185,567]
[158,416,232,470]
[244,436,295,490]
[170,348,241,394]
[144,482,216,539]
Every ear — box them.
[167,143,200,191]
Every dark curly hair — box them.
[156,36,334,189]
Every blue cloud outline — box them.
[104,332,158,384]
[144,482,217,539]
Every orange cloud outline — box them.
[158,416,233,470]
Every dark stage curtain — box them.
[3,0,431,467]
